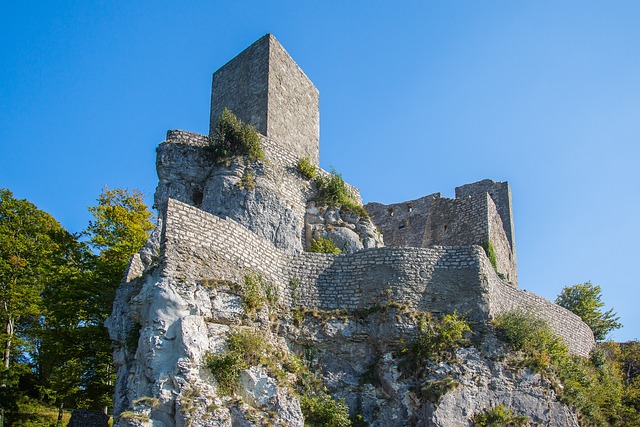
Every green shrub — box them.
[206,330,267,395]
[483,240,498,272]
[289,277,301,305]
[472,404,529,426]
[299,391,352,427]
[493,311,568,371]
[406,312,471,365]
[556,355,626,427]
[296,157,317,179]
[239,172,256,190]
[309,235,342,254]
[313,170,369,218]
[209,108,264,163]
[241,272,278,312]
[263,280,279,310]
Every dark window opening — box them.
[444,225,448,232]
[192,188,204,207]
[398,224,406,229]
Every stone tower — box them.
[209,34,320,165]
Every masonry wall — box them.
[456,179,515,256]
[209,34,319,166]
[365,193,489,248]
[160,199,593,356]
[210,35,270,138]
[266,34,320,166]
[480,255,595,357]
[366,183,517,286]
[486,195,518,284]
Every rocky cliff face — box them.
[153,132,383,255]
[108,239,580,426]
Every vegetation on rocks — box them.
[209,108,264,163]
[483,240,498,272]
[494,310,640,426]
[309,235,342,254]
[404,312,471,366]
[296,156,317,179]
[242,272,278,313]
[206,329,268,396]
[313,170,369,218]
[472,404,530,426]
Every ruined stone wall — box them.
[479,255,595,357]
[160,199,593,355]
[456,179,515,255]
[209,34,319,165]
[366,192,489,248]
[486,195,518,284]
[366,183,517,286]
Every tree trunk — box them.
[3,317,12,369]
[57,402,64,425]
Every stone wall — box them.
[160,199,593,356]
[209,34,319,165]
[486,194,518,284]
[366,185,517,285]
[456,179,515,255]
[210,36,270,139]
[480,255,595,357]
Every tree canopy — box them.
[556,281,622,341]
[0,187,155,422]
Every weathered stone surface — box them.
[305,203,383,254]
[67,409,109,427]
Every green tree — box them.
[0,189,74,369]
[85,187,154,320]
[555,282,622,341]
[0,188,83,417]
[40,187,154,412]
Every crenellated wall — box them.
[160,199,593,357]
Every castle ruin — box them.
[108,34,595,426]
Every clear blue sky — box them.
[2,1,639,341]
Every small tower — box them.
[209,34,320,165]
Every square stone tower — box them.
[209,34,320,165]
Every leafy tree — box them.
[0,189,84,417]
[555,282,621,341]
[0,189,75,369]
[40,187,154,412]
[85,187,155,320]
